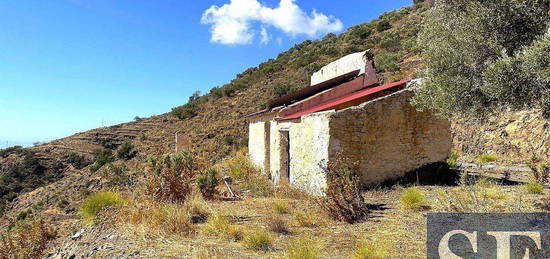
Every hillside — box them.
[1,1,549,257]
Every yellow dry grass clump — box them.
[80,191,123,223]
[352,238,390,259]
[285,235,322,259]
[243,228,273,251]
[202,214,243,241]
[399,186,426,210]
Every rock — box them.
[71,229,84,240]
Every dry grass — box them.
[285,235,322,259]
[243,228,273,251]
[184,194,212,223]
[476,154,498,163]
[118,198,195,237]
[524,181,544,194]
[273,199,290,214]
[202,214,243,241]
[215,149,273,197]
[293,211,319,228]
[352,238,390,259]
[0,217,57,258]
[399,186,426,210]
[267,217,289,235]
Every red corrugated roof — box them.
[276,79,410,121]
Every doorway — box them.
[279,130,290,184]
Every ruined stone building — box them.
[247,50,452,195]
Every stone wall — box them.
[452,108,549,165]
[328,89,452,186]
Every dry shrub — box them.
[202,214,242,241]
[243,228,273,251]
[285,235,322,259]
[145,152,195,203]
[530,161,550,184]
[120,198,195,237]
[267,217,289,235]
[0,217,57,258]
[316,158,368,223]
[352,238,390,259]
[184,194,211,224]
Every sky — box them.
[0,0,412,147]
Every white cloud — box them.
[201,0,343,45]
[260,26,270,44]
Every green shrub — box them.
[104,163,133,187]
[243,228,273,251]
[352,239,390,259]
[374,53,401,73]
[376,20,391,32]
[16,209,32,221]
[524,182,544,194]
[285,235,321,259]
[196,168,219,199]
[116,140,136,160]
[476,154,498,163]
[399,186,426,210]
[80,191,122,223]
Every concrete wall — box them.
[328,89,452,186]
[248,121,267,172]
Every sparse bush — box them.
[476,154,498,163]
[267,217,289,235]
[16,209,32,221]
[64,152,91,169]
[317,158,369,223]
[104,163,133,187]
[273,199,290,214]
[0,217,57,258]
[196,168,219,199]
[80,191,122,223]
[243,228,273,251]
[116,140,136,160]
[91,148,114,172]
[171,102,198,120]
[376,20,391,32]
[203,214,242,241]
[285,235,322,259]
[145,152,195,203]
[352,239,390,259]
[524,182,544,194]
[399,186,426,210]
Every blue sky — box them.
[0,0,411,147]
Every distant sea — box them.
[0,140,37,148]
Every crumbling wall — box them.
[288,112,332,196]
[328,89,452,186]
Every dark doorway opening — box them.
[279,130,290,184]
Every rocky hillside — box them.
[0,0,548,256]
